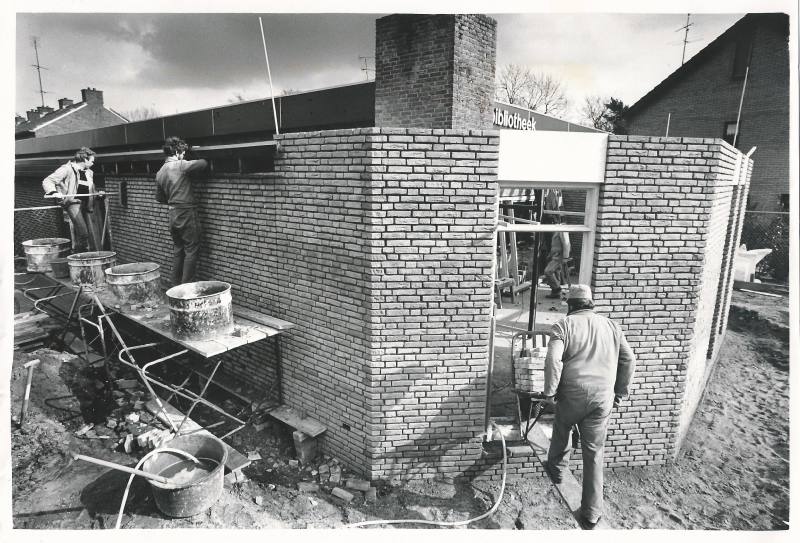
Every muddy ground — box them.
[7,289,790,530]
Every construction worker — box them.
[542,285,637,529]
[42,147,104,253]
[543,216,570,299]
[155,137,207,286]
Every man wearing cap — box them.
[155,136,207,286]
[542,284,637,529]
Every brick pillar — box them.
[374,14,496,130]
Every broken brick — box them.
[331,487,354,502]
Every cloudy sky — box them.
[12,2,786,124]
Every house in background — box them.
[625,13,790,213]
[15,87,128,140]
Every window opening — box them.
[779,194,789,213]
[732,31,755,80]
[723,121,741,148]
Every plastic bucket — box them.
[166,281,233,341]
[143,434,227,518]
[21,238,71,273]
[105,262,162,304]
[67,251,117,292]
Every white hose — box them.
[343,421,508,528]
[115,447,200,529]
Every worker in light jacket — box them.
[155,137,207,286]
[42,147,104,253]
[543,285,637,529]
[543,216,570,299]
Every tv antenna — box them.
[673,14,703,65]
[30,36,52,107]
[359,56,374,80]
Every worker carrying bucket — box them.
[42,147,105,253]
[155,137,208,287]
[542,284,637,529]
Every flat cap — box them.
[568,284,592,301]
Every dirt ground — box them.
[8,289,790,530]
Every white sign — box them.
[493,108,536,131]
[498,131,609,184]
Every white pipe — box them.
[259,17,280,136]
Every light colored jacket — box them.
[42,162,96,211]
[544,309,636,397]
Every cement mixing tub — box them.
[67,251,117,292]
[143,434,227,518]
[105,262,162,304]
[166,281,233,341]
[21,238,71,273]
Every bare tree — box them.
[496,64,572,119]
[228,91,250,103]
[496,64,532,106]
[120,106,161,121]
[581,95,611,130]
[525,72,572,118]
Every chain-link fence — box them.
[13,206,71,260]
[740,211,790,285]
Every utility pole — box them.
[359,56,374,80]
[676,14,694,65]
[30,36,50,107]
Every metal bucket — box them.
[67,251,117,292]
[50,257,71,279]
[143,434,227,518]
[21,238,71,273]
[105,262,162,304]
[166,281,233,341]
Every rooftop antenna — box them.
[30,36,52,107]
[359,56,374,80]
[675,14,698,65]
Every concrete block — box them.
[293,430,318,466]
[366,487,377,503]
[331,487,354,502]
[297,482,319,493]
[346,479,371,492]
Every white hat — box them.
[568,284,592,301]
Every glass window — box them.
[780,194,789,213]
[732,31,755,80]
[723,121,741,148]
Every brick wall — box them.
[104,127,499,480]
[375,15,496,130]
[362,128,498,481]
[597,135,751,465]
[14,177,70,256]
[626,15,788,211]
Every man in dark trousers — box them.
[155,137,207,286]
[42,147,104,252]
[542,285,637,529]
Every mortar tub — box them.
[143,434,227,518]
[50,257,71,279]
[21,238,72,273]
[166,281,233,341]
[105,262,162,304]
[67,251,117,292]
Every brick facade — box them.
[375,15,496,130]
[597,135,752,464]
[626,14,788,212]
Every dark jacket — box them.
[155,157,207,208]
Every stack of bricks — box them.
[375,14,496,130]
[597,135,752,468]
[513,350,547,394]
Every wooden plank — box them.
[145,400,251,472]
[580,186,599,285]
[232,307,295,331]
[269,405,327,437]
[527,425,612,530]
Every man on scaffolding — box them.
[42,146,104,253]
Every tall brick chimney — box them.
[81,88,104,104]
[374,14,497,130]
[26,109,40,121]
[58,98,74,109]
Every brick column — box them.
[375,14,497,130]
